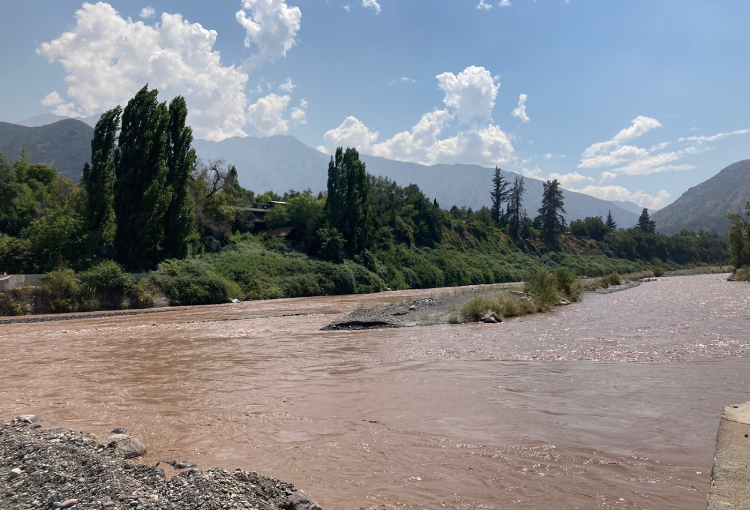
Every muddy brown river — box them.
[2,274,749,509]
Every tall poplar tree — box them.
[606,209,617,231]
[538,179,567,245]
[163,96,197,259]
[506,175,526,237]
[490,166,510,224]
[83,106,121,248]
[324,147,372,257]
[114,85,172,269]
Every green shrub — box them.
[80,297,101,312]
[652,265,665,277]
[78,260,136,294]
[313,263,356,295]
[734,268,750,281]
[460,293,534,320]
[524,270,559,311]
[555,268,582,301]
[281,273,320,297]
[39,268,80,312]
[150,259,241,306]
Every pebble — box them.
[10,467,23,478]
[60,499,79,508]
[111,428,128,434]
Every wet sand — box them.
[1,274,749,509]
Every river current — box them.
[1,274,749,509]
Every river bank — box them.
[1,274,748,509]
[0,415,320,510]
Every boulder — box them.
[9,468,22,478]
[15,415,40,424]
[110,428,127,434]
[408,305,417,311]
[103,434,147,459]
[481,311,502,324]
[280,491,322,510]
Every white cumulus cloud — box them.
[247,93,291,135]
[522,167,594,189]
[41,91,64,106]
[499,0,512,6]
[512,94,529,123]
[38,2,251,141]
[437,66,499,123]
[278,78,296,92]
[477,0,492,10]
[570,185,671,210]
[236,0,302,69]
[139,6,155,18]
[362,0,381,13]
[319,66,513,166]
[579,116,699,176]
[290,98,308,125]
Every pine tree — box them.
[324,147,372,257]
[83,106,121,247]
[490,166,510,224]
[636,208,656,233]
[114,85,172,269]
[163,96,197,259]
[538,179,567,245]
[606,209,617,231]
[506,175,526,237]
[13,145,31,181]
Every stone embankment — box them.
[0,415,322,510]
[706,402,750,509]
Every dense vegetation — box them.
[0,86,732,314]
[727,197,750,281]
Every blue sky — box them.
[1,0,748,209]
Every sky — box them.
[1,0,749,210]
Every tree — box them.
[324,147,372,257]
[83,106,120,248]
[727,200,750,269]
[490,166,510,224]
[636,208,656,234]
[506,175,526,238]
[538,179,566,245]
[606,209,617,231]
[114,85,172,269]
[163,96,197,259]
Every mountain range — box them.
[0,119,93,181]
[652,160,750,234]
[0,116,651,227]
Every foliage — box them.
[555,268,582,301]
[265,192,325,249]
[163,96,197,259]
[461,293,536,320]
[506,175,526,238]
[325,147,372,257]
[597,272,623,288]
[570,216,608,241]
[114,85,172,269]
[538,179,566,245]
[78,260,137,294]
[39,268,80,312]
[490,167,510,224]
[524,269,560,311]
[727,199,750,269]
[606,210,617,231]
[636,208,656,234]
[149,259,241,306]
[733,267,750,282]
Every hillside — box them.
[653,159,750,234]
[0,119,93,181]
[193,136,640,227]
[16,113,100,128]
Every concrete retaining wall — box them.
[0,273,150,292]
[706,401,750,509]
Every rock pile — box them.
[0,415,321,510]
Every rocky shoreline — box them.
[324,279,651,330]
[0,415,322,510]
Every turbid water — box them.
[1,274,749,509]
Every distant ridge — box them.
[0,119,93,181]
[16,113,100,129]
[193,136,640,227]
[652,159,750,234]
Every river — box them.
[1,274,749,509]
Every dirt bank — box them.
[0,415,321,510]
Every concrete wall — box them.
[706,401,750,509]
[0,273,150,292]
[0,274,43,292]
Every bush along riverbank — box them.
[324,269,650,330]
[0,414,322,510]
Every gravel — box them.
[0,415,320,510]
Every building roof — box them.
[263,226,296,238]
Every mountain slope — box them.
[16,113,100,129]
[0,119,93,181]
[652,159,750,234]
[193,136,639,227]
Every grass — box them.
[460,292,537,320]
[733,267,750,281]
[524,270,560,311]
